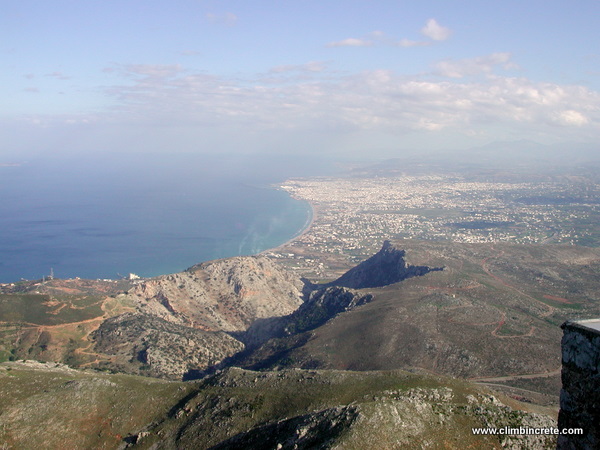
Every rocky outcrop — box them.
[558,320,600,449]
[229,241,574,382]
[133,367,557,449]
[282,287,373,336]
[330,240,442,289]
[89,255,305,379]
[128,256,305,331]
[209,405,360,450]
[92,313,244,379]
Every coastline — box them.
[0,178,318,283]
[259,187,317,256]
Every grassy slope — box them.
[0,362,557,449]
[132,367,556,449]
[0,281,135,365]
[0,361,194,449]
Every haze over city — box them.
[2,0,599,161]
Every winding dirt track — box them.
[1,294,134,366]
[469,367,562,383]
[481,248,555,319]
[489,311,536,339]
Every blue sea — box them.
[0,153,333,283]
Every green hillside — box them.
[0,362,556,449]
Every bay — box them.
[0,153,331,282]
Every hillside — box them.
[0,360,195,449]
[0,361,557,449]
[0,256,305,379]
[2,239,598,448]
[329,240,442,289]
[234,240,600,406]
[2,240,599,401]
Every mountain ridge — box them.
[3,239,598,447]
[228,240,600,408]
[2,240,599,396]
[0,361,557,449]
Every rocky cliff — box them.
[92,313,245,379]
[229,239,600,402]
[0,361,557,449]
[130,367,557,449]
[6,239,597,395]
[239,286,373,350]
[330,240,442,289]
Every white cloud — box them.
[11,66,598,159]
[99,64,599,144]
[328,20,452,50]
[269,61,326,73]
[326,38,373,47]
[434,53,517,78]
[396,38,430,48]
[421,18,452,41]
[368,30,386,38]
[558,109,589,126]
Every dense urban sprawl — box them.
[265,175,600,278]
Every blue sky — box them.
[2,0,599,160]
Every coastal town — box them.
[265,174,600,279]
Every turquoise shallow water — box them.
[0,153,324,282]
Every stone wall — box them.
[558,320,600,449]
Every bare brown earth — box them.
[0,278,136,365]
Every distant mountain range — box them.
[350,140,600,179]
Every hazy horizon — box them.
[2,1,599,163]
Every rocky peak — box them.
[330,240,442,289]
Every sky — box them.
[2,0,599,161]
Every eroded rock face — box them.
[331,240,442,289]
[282,286,373,336]
[558,320,600,449]
[209,405,360,450]
[91,256,306,379]
[240,286,373,350]
[92,313,244,379]
[129,256,305,332]
[136,367,557,449]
